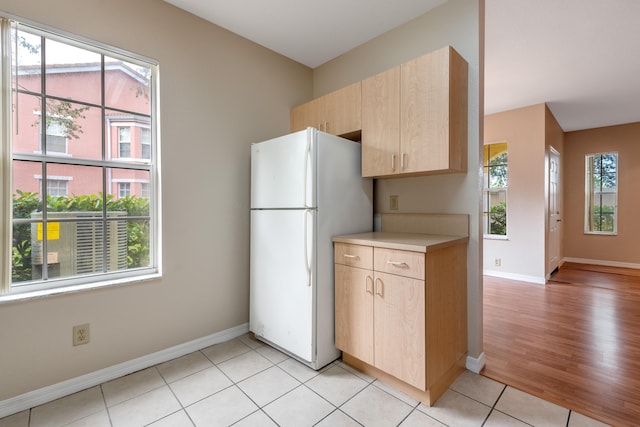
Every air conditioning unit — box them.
[31,211,128,279]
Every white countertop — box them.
[332,232,468,253]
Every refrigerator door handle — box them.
[304,209,313,286]
[304,131,313,208]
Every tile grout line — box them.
[157,362,197,427]
[479,383,507,427]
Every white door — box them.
[250,209,315,362]
[548,147,561,273]
[250,129,315,209]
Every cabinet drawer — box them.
[335,243,373,269]
[374,248,424,280]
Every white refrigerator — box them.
[250,127,372,369]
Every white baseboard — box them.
[466,352,485,374]
[483,270,546,285]
[0,323,249,419]
[563,257,640,270]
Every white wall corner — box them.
[0,323,249,419]
[466,352,486,374]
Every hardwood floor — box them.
[482,263,640,427]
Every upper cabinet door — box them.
[291,97,324,133]
[324,81,362,137]
[401,47,468,175]
[290,82,361,138]
[362,66,400,178]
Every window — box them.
[44,120,68,154]
[118,182,131,198]
[140,183,150,199]
[483,142,508,237]
[46,179,68,197]
[118,127,131,158]
[585,152,618,234]
[2,18,159,296]
[141,128,151,160]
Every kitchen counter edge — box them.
[332,232,468,253]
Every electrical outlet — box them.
[73,323,90,346]
[494,258,501,267]
[389,195,399,211]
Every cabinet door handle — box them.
[387,260,408,268]
[343,254,359,259]
[401,153,407,170]
[365,276,373,294]
[375,277,383,296]
[391,154,396,172]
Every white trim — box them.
[466,352,486,374]
[483,269,546,285]
[563,257,640,270]
[111,178,149,183]
[0,323,249,418]
[34,175,73,181]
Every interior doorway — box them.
[548,146,561,275]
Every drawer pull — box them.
[365,276,373,294]
[343,254,359,259]
[387,261,409,268]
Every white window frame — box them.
[1,17,161,300]
[584,152,618,235]
[483,142,508,239]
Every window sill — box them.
[0,272,161,305]
[484,234,509,240]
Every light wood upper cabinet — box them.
[361,66,401,177]
[290,97,324,134]
[290,81,361,138]
[289,45,468,178]
[362,46,468,178]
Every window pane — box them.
[117,219,151,270]
[107,169,151,209]
[106,112,151,163]
[45,100,101,160]
[12,160,43,217]
[105,57,151,116]
[12,92,43,155]
[12,28,41,94]
[46,164,104,215]
[45,38,101,105]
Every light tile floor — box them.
[0,334,611,427]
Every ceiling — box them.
[165,0,640,132]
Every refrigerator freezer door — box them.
[251,129,316,209]
[250,209,315,362]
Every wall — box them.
[0,0,312,401]
[483,104,547,282]
[564,122,640,266]
[313,0,484,362]
[544,105,564,276]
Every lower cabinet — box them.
[334,240,467,405]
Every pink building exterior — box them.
[13,61,151,200]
